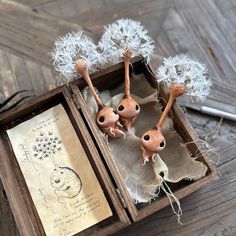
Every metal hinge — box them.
[72,94,81,110]
[116,188,127,209]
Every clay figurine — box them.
[141,84,185,165]
[141,55,212,165]
[75,59,124,138]
[99,19,155,130]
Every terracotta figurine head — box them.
[141,127,166,165]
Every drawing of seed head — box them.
[32,131,62,160]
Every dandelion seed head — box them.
[156,55,212,100]
[99,18,155,64]
[51,31,104,80]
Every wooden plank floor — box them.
[0,0,236,235]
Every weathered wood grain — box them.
[0,47,59,113]
[0,0,87,67]
[13,0,172,40]
[0,181,20,236]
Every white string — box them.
[160,177,183,225]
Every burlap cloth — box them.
[82,74,207,204]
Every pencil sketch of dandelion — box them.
[32,131,62,160]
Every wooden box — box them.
[0,57,218,236]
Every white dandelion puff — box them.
[156,55,212,100]
[98,18,155,64]
[51,31,104,80]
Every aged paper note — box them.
[7,104,112,236]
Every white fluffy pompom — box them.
[156,55,212,100]
[98,18,155,64]
[51,32,103,80]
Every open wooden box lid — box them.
[0,57,219,236]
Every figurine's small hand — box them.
[108,127,125,139]
[117,121,124,128]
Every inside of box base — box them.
[82,72,209,208]
[2,93,121,235]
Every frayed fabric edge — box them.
[131,177,183,225]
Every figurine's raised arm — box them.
[75,60,103,108]
[124,49,132,98]
[157,84,185,129]
[141,55,212,165]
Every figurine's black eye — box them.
[160,141,165,147]
[55,179,60,183]
[143,135,150,141]
[118,105,124,111]
[136,105,140,110]
[113,110,118,115]
[98,116,105,123]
